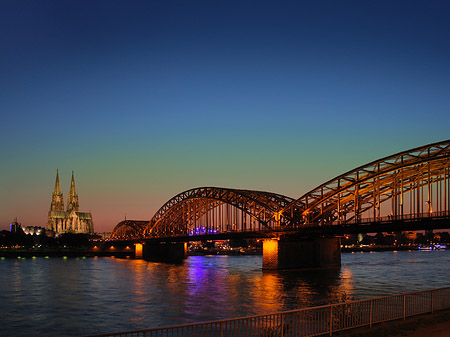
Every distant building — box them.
[97,232,111,240]
[10,219,23,234]
[23,226,46,236]
[47,170,94,235]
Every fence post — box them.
[431,290,434,313]
[280,313,284,337]
[329,305,333,336]
[220,321,223,337]
[369,299,373,327]
[403,294,406,320]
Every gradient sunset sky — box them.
[1,1,450,232]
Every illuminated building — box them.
[46,170,94,235]
[23,226,45,236]
[10,219,22,233]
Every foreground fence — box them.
[89,287,450,337]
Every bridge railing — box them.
[87,287,450,337]
[225,209,450,232]
[331,209,450,226]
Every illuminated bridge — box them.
[110,140,450,269]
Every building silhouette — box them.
[47,170,94,235]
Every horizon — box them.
[2,1,450,232]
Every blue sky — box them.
[1,0,450,232]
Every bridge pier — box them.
[141,242,187,263]
[262,237,341,270]
[135,243,143,258]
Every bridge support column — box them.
[263,237,341,270]
[142,242,187,263]
[135,243,143,258]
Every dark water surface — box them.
[1,250,449,336]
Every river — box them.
[0,250,449,336]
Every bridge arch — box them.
[110,220,149,240]
[143,187,295,238]
[109,140,450,240]
[281,140,450,226]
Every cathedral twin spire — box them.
[48,170,94,234]
[54,169,62,194]
[50,170,79,213]
[67,171,79,213]
[50,169,64,212]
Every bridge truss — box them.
[281,140,450,227]
[144,188,295,238]
[110,140,450,240]
[109,220,149,240]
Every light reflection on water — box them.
[0,250,449,336]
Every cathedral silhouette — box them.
[47,170,94,234]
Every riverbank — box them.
[0,244,445,259]
[335,308,450,337]
[341,245,439,253]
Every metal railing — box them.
[87,287,450,337]
[332,209,450,226]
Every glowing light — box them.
[273,211,282,221]
[262,238,279,269]
[264,239,278,254]
[189,227,218,236]
[135,243,143,258]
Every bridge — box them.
[109,140,450,269]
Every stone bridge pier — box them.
[262,237,341,270]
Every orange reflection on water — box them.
[337,268,355,302]
[249,272,283,314]
[103,255,358,326]
[112,259,154,324]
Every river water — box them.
[1,250,449,337]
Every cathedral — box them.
[47,170,94,235]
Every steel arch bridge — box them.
[146,188,296,237]
[110,140,450,240]
[109,220,149,240]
